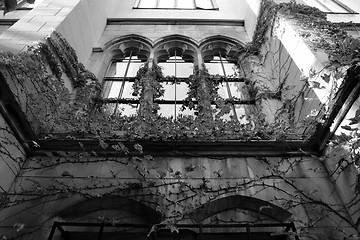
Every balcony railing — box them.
[48,222,300,240]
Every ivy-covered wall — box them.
[0,114,26,192]
[0,31,357,240]
[0,0,360,239]
[260,36,323,133]
[1,152,356,239]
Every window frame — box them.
[102,38,255,119]
[303,0,357,14]
[133,0,218,10]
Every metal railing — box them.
[48,221,300,240]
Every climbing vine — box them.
[0,2,360,239]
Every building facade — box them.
[0,0,360,239]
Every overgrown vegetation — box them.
[1,0,360,239]
[0,30,306,141]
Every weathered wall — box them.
[105,0,247,21]
[87,24,250,80]
[0,114,26,192]
[0,0,359,239]
[0,0,107,65]
[261,36,323,131]
[0,153,355,239]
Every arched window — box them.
[154,40,197,118]
[201,39,251,122]
[101,35,254,120]
[102,39,151,116]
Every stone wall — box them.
[0,152,356,239]
[0,114,26,192]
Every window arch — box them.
[102,37,152,116]
[200,37,250,122]
[189,195,292,223]
[101,35,254,120]
[154,37,198,118]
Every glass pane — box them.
[102,81,113,98]
[107,81,122,98]
[127,62,143,77]
[177,0,195,8]
[158,0,175,8]
[302,0,349,13]
[206,57,237,77]
[104,103,138,116]
[138,0,157,8]
[158,104,194,117]
[106,62,117,77]
[213,104,248,123]
[114,57,143,77]
[217,82,228,99]
[218,82,246,99]
[122,82,136,99]
[158,57,193,77]
[321,0,349,12]
[231,82,246,99]
[106,82,136,99]
[161,82,188,100]
[196,0,214,9]
[119,104,138,116]
[234,104,248,124]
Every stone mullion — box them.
[196,69,213,124]
[139,69,157,118]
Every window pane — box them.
[213,104,248,123]
[234,104,248,124]
[302,0,350,13]
[104,103,138,116]
[105,81,135,99]
[122,82,136,99]
[177,0,195,8]
[205,57,237,77]
[195,0,214,9]
[158,104,194,117]
[321,0,349,12]
[158,56,193,77]
[114,57,142,77]
[232,82,246,99]
[160,82,188,100]
[107,81,122,98]
[158,0,175,8]
[138,0,157,8]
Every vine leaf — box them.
[111,144,122,152]
[78,142,85,150]
[31,141,40,148]
[213,169,223,178]
[341,125,355,131]
[57,151,69,157]
[185,164,197,173]
[166,223,179,233]
[147,225,157,237]
[259,205,273,212]
[310,81,324,89]
[321,74,331,83]
[61,171,74,178]
[113,142,129,154]
[144,155,154,161]
[13,223,25,232]
[134,143,143,153]
[99,139,108,150]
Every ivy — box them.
[133,64,164,116]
